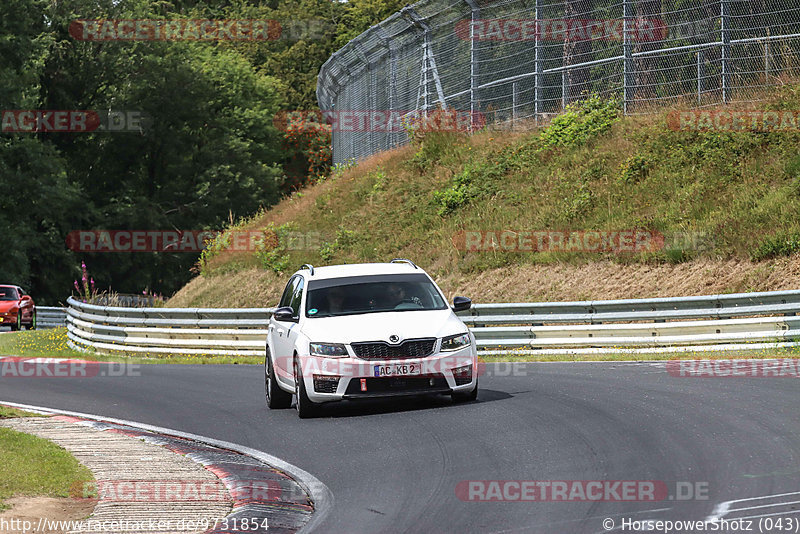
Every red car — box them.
[0,285,36,331]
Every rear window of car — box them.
[305,274,447,317]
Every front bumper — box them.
[300,347,477,402]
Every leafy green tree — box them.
[2,0,412,302]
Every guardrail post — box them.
[720,0,730,103]
[623,0,634,114]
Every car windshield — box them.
[0,287,19,301]
[305,274,447,318]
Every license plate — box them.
[374,364,422,377]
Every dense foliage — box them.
[1,0,402,303]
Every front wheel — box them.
[265,347,292,409]
[10,313,20,332]
[452,378,478,403]
[294,356,322,419]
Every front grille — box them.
[351,338,436,360]
[344,375,448,395]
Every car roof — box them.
[296,262,426,281]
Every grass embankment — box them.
[172,85,800,308]
[10,89,800,363]
[0,408,93,511]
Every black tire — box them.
[10,313,20,332]
[452,377,478,403]
[294,356,321,419]
[265,347,292,409]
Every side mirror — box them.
[452,296,472,313]
[273,306,297,322]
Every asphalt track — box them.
[2,361,799,533]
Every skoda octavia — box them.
[265,259,478,418]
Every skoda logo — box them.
[389,335,400,344]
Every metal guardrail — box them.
[38,306,67,329]
[66,298,274,357]
[66,290,800,357]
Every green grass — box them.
[4,327,798,365]
[0,427,94,510]
[0,406,41,419]
[480,345,800,362]
[0,328,263,365]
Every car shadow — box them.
[307,388,513,419]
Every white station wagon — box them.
[265,259,478,418]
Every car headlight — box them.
[309,342,348,358]
[441,332,471,352]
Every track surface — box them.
[2,361,799,533]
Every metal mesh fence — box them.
[317,0,800,165]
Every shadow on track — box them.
[300,388,513,419]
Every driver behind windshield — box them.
[384,282,422,309]
[325,286,347,314]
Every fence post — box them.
[765,29,770,81]
[534,0,541,124]
[404,7,447,114]
[623,0,634,114]
[721,0,730,103]
[377,28,397,148]
[562,70,568,111]
[363,42,377,158]
[345,68,355,163]
[512,81,519,128]
[465,0,480,130]
[421,41,429,112]
[697,50,704,106]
